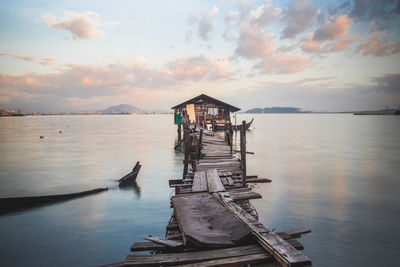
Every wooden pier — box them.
[102,95,312,267]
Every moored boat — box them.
[215,118,254,130]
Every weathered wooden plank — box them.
[144,235,183,248]
[284,228,311,238]
[206,169,225,193]
[214,193,311,267]
[197,161,240,167]
[286,239,304,250]
[166,222,179,230]
[125,245,264,266]
[166,229,183,240]
[198,159,239,164]
[177,253,272,267]
[169,179,182,186]
[192,171,208,192]
[246,178,272,183]
[230,191,262,200]
[130,241,166,252]
[172,194,251,246]
[226,177,234,186]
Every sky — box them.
[0,0,399,113]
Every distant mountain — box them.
[246,107,309,113]
[101,104,143,114]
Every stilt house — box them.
[171,94,240,130]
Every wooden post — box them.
[234,114,237,130]
[197,129,203,159]
[191,134,197,171]
[229,123,233,154]
[177,123,182,141]
[240,120,246,187]
[211,120,216,132]
[183,129,190,178]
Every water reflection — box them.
[118,180,141,198]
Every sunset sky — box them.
[0,0,399,112]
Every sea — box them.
[0,114,399,266]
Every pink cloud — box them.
[0,52,36,62]
[302,15,357,54]
[40,57,56,65]
[314,15,353,41]
[254,53,311,74]
[235,22,275,59]
[42,11,104,39]
[163,55,231,80]
[356,31,400,57]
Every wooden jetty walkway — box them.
[102,95,312,267]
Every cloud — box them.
[356,31,400,57]
[42,11,104,39]
[253,53,311,74]
[0,54,233,112]
[235,22,275,59]
[350,0,399,22]
[40,57,56,65]
[164,55,231,81]
[249,0,281,27]
[314,15,353,41]
[372,73,400,94]
[199,5,219,40]
[223,11,239,40]
[188,5,219,41]
[281,0,321,39]
[301,15,357,53]
[0,54,232,112]
[0,52,36,61]
[234,0,280,59]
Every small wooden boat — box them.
[215,118,254,131]
[119,161,141,186]
[0,187,108,215]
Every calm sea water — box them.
[0,114,399,266]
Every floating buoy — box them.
[59,130,62,133]
[40,136,44,139]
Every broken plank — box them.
[125,245,265,266]
[284,228,312,238]
[206,169,225,193]
[172,194,251,246]
[214,192,311,267]
[246,178,272,183]
[130,241,166,252]
[230,191,262,200]
[166,222,179,230]
[192,171,208,192]
[144,235,183,248]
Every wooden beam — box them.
[230,191,262,201]
[125,245,265,266]
[214,192,311,267]
[144,235,183,248]
[206,169,225,193]
[130,241,166,252]
[246,178,272,183]
[192,171,207,192]
[284,228,312,238]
